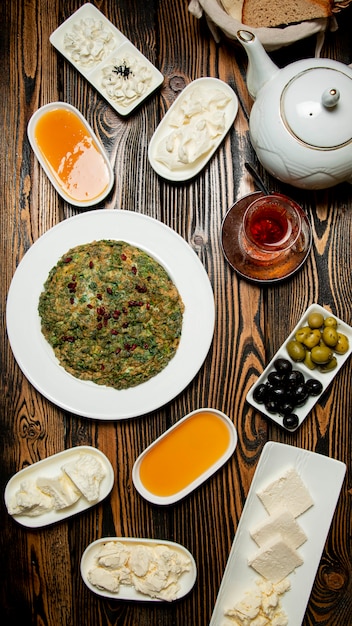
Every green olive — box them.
[322,326,338,347]
[319,356,338,372]
[286,340,306,362]
[324,316,337,328]
[295,327,310,343]
[302,329,321,349]
[307,312,324,329]
[311,345,333,365]
[304,350,317,370]
[335,333,349,355]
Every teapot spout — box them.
[237,30,279,99]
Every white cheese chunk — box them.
[62,453,106,502]
[248,536,303,583]
[250,509,307,549]
[257,467,314,518]
[88,567,120,593]
[7,480,54,517]
[36,473,81,510]
[225,577,290,625]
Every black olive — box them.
[278,401,295,416]
[283,414,299,430]
[305,378,323,396]
[286,370,305,387]
[267,371,284,387]
[253,383,268,404]
[293,383,309,406]
[265,399,279,413]
[271,387,287,402]
[273,358,292,375]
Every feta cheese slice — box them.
[248,536,303,583]
[7,479,54,517]
[257,467,314,518]
[250,509,307,549]
[62,453,106,502]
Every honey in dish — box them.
[139,411,231,497]
[34,108,110,202]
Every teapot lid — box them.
[281,67,352,149]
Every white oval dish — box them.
[132,408,237,505]
[246,304,352,431]
[4,446,114,528]
[27,101,114,207]
[148,77,238,181]
[80,537,197,601]
[49,3,164,116]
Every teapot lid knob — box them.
[322,88,340,108]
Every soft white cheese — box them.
[87,541,192,601]
[88,567,120,593]
[36,473,81,510]
[248,536,303,583]
[257,467,314,518]
[7,480,53,517]
[250,509,307,549]
[225,577,290,626]
[155,86,231,170]
[62,453,106,502]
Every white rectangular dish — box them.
[50,3,164,116]
[246,304,352,431]
[148,77,238,181]
[209,441,346,626]
[5,446,114,527]
[81,537,197,601]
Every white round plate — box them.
[6,210,215,420]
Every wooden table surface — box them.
[1,1,352,624]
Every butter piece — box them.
[62,453,106,502]
[36,473,81,510]
[7,480,53,517]
[248,536,303,583]
[257,467,314,518]
[250,509,307,549]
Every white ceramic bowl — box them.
[132,408,237,505]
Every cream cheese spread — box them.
[225,577,290,626]
[100,55,153,107]
[64,18,115,68]
[87,540,192,601]
[154,86,231,170]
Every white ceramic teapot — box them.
[237,30,352,189]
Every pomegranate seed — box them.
[64,257,72,263]
[122,322,129,328]
[131,266,137,275]
[87,304,93,309]
[121,254,127,261]
[112,310,120,319]
[115,348,121,354]
[135,284,147,293]
[70,297,74,304]
[97,293,103,300]
[111,329,118,335]
[107,287,113,295]
[97,323,103,330]
[97,306,105,316]
[89,260,94,268]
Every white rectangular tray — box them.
[246,304,352,431]
[209,441,346,626]
[50,3,164,115]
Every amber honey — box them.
[34,108,110,202]
[138,411,231,497]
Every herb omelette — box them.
[38,240,184,389]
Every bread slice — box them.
[242,0,332,28]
